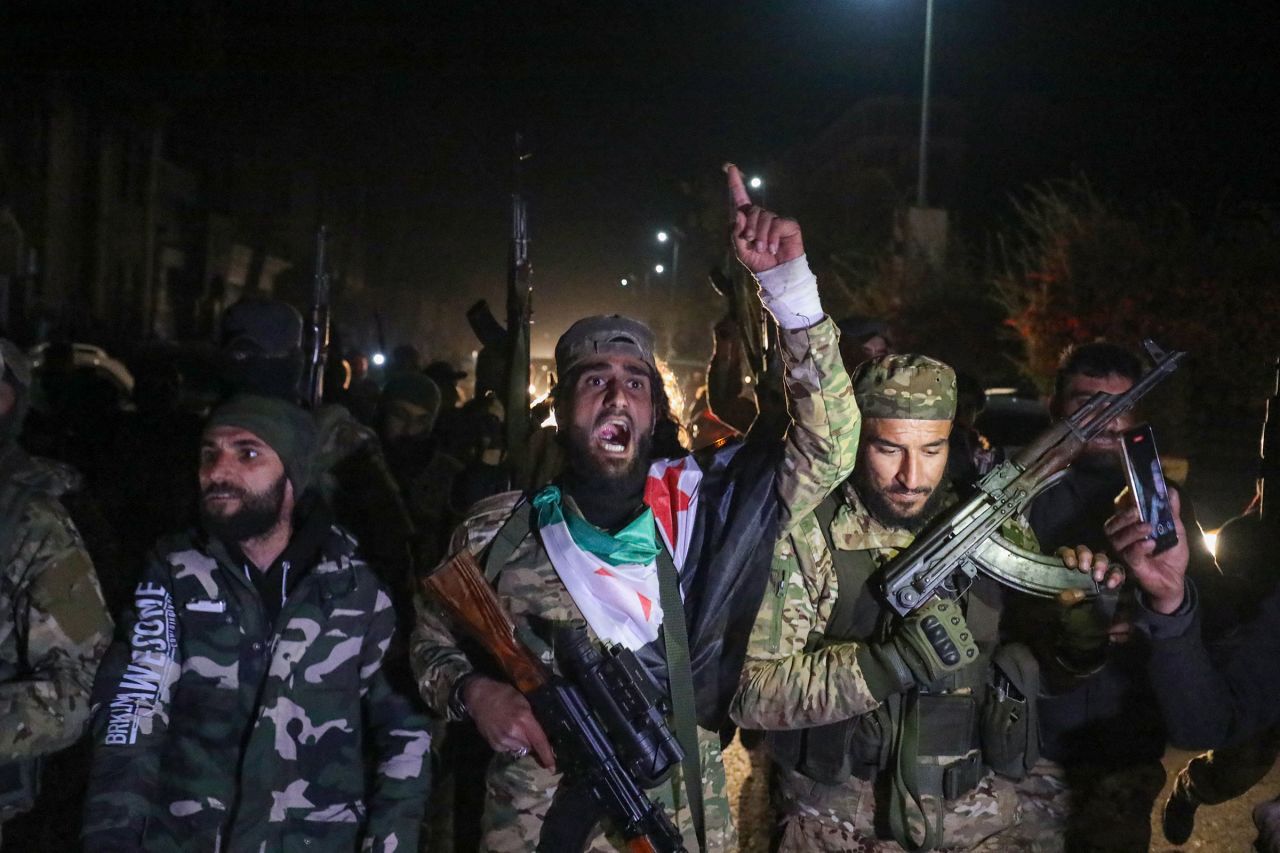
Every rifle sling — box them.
[483,499,532,583]
[657,546,706,852]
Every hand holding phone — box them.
[1121,424,1179,555]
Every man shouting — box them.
[411,163,861,851]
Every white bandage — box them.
[755,254,824,330]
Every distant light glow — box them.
[654,264,665,274]
[372,353,387,366]
[657,231,669,243]
[1203,530,1218,556]
[749,176,763,189]
[620,278,629,287]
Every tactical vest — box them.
[765,494,1039,799]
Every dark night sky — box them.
[5,0,1278,356]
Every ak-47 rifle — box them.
[423,550,687,853]
[306,225,331,408]
[505,134,534,479]
[882,339,1186,617]
[1260,355,1279,523]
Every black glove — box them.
[856,597,979,699]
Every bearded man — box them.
[410,164,861,851]
[82,395,430,852]
[732,354,1118,852]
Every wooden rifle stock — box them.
[422,551,689,853]
[422,549,547,694]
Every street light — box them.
[917,0,935,207]
[654,264,665,274]
[655,228,681,293]
[749,176,763,190]
[620,277,629,287]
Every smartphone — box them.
[1121,423,1179,555]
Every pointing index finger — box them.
[723,162,752,210]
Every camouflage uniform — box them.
[82,522,431,852]
[0,444,113,836]
[732,355,1068,852]
[411,316,860,852]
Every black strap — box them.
[656,547,706,852]
[815,495,882,642]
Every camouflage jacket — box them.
[82,520,430,853]
[410,317,860,851]
[0,444,113,773]
[732,479,1039,730]
[731,480,1048,845]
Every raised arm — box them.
[725,163,860,530]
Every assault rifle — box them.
[882,339,1186,617]
[1260,355,1279,522]
[505,134,534,479]
[423,550,687,853]
[306,225,331,409]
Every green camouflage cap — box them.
[554,315,657,378]
[851,353,957,420]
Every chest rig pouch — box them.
[765,496,1036,795]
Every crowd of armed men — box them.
[1,164,1277,853]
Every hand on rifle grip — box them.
[463,675,556,771]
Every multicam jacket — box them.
[731,479,1044,847]
[411,317,860,852]
[0,445,113,819]
[82,520,430,853]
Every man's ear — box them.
[280,476,297,522]
[0,382,15,419]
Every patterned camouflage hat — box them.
[555,315,657,378]
[851,353,957,420]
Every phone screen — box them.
[1121,424,1178,555]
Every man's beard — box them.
[1076,440,1124,473]
[566,423,652,486]
[200,474,287,543]
[562,419,654,530]
[853,467,948,534]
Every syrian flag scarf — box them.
[533,456,701,651]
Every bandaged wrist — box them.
[755,255,824,330]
